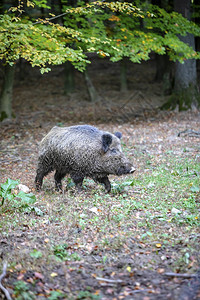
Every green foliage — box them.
[53,243,68,260]
[190,186,200,193]
[77,290,100,300]
[0,178,19,205]
[0,178,43,215]
[112,179,135,193]
[30,249,43,259]
[48,291,66,300]
[0,0,200,74]
[32,0,50,9]
[62,1,200,63]
[13,281,35,300]
[53,243,81,261]
[0,14,88,72]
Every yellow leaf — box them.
[126,266,131,272]
[108,15,120,22]
[156,243,162,248]
[27,1,35,8]
[157,268,165,274]
[50,272,58,277]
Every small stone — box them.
[171,207,181,214]
[18,184,30,193]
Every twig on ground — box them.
[178,129,200,137]
[0,261,12,300]
[120,288,153,295]
[96,277,123,283]
[164,272,197,278]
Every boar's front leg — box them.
[96,176,111,193]
[35,162,52,191]
[54,170,66,191]
[70,173,84,192]
[35,172,44,191]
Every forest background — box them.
[0,1,200,300]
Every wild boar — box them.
[35,125,135,192]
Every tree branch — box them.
[32,12,69,25]
[178,129,200,137]
[96,277,123,283]
[0,262,12,300]
[164,272,197,278]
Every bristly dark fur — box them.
[35,125,135,192]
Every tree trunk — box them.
[84,68,101,102]
[120,59,128,92]
[0,64,15,120]
[154,54,174,95]
[64,62,75,94]
[173,0,199,110]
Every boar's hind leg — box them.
[97,176,111,193]
[70,173,84,192]
[54,170,66,191]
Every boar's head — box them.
[100,132,135,176]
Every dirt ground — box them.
[0,58,200,299]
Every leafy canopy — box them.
[0,1,200,73]
[63,1,200,63]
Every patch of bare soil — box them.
[0,58,200,299]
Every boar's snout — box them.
[117,164,136,176]
[129,166,136,173]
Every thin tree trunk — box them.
[0,64,15,120]
[64,62,75,94]
[173,0,199,110]
[174,35,197,91]
[84,68,101,102]
[120,59,128,92]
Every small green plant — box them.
[102,255,108,264]
[53,243,81,261]
[190,185,200,193]
[30,249,43,259]
[77,290,100,300]
[70,252,81,261]
[53,243,68,260]
[48,290,66,300]
[66,177,75,189]
[13,280,35,300]
[141,231,153,239]
[0,178,19,205]
[112,180,135,193]
[0,178,43,215]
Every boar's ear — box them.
[102,134,112,153]
[114,132,122,139]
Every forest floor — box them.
[0,59,200,299]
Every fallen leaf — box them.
[34,272,44,280]
[157,268,165,274]
[126,266,131,272]
[89,207,99,215]
[17,273,24,280]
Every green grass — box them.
[0,151,199,298]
